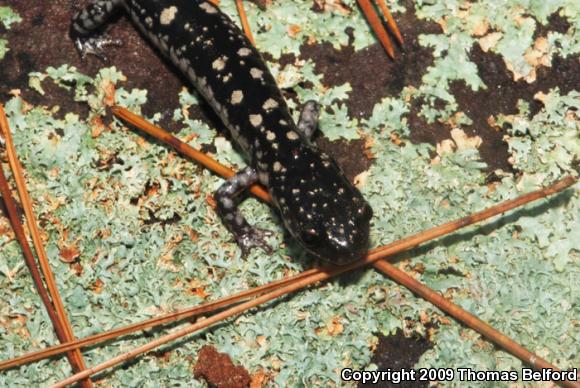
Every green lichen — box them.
[0,40,8,61]
[219,0,376,58]
[0,6,21,29]
[0,6,21,60]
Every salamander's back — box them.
[124,0,293,160]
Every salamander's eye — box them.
[301,228,320,245]
[357,203,373,222]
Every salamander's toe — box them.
[72,33,122,62]
[236,227,274,257]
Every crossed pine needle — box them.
[1,101,576,387]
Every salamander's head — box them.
[271,149,373,265]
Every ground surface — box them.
[0,0,578,387]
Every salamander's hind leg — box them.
[215,167,274,256]
[70,0,123,60]
[297,100,321,140]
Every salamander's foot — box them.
[236,227,274,257]
[72,33,122,61]
[214,166,275,257]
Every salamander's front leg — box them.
[215,167,274,256]
[70,0,123,60]
[297,100,321,140]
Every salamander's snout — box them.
[324,200,373,265]
[293,198,373,265]
[275,149,373,265]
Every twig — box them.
[236,0,256,45]
[0,104,93,387]
[0,163,75,370]
[111,107,271,202]
[357,0,395,58]
[374,0,404,45]
[51,173,578,387]
[0,265,318,369]
[373,259,578,387]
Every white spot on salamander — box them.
[266,130,276,141]
[159,6,177,25]
[237,47,252,57]
[250,68,264,79]
[273,161,283,172]
[259,172,269,186]
[235,213,244,226]
[212,56,227,71]
[249,114,263,127]
[262,98,279,111]
[221,197,234,209]
[286,131,299,140]
[199,2,218,14]
[231,90,243,104]
[144,16,153,28]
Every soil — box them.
[360,330,433,388]
[193,345,251,388]
[448,45,580,174]
[301,0,440,119]
[1,0,576,383]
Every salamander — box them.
[71,0,373,264]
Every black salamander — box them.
[71,0,373,264]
